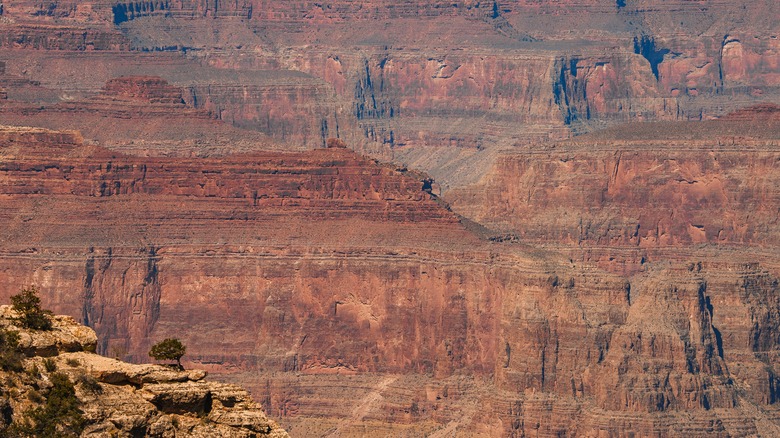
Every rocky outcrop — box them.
[0,305,289,437]
[0,305,97,356]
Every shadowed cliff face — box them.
[1,127,780,436]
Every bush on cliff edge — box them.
[149,338,187,370]
[10,286,53,331]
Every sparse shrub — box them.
[26,390,44,404]
[0,328,22,372]
[43,358,56,373]
[25,364,39,379]
[10,286,52,331]
[65,358,80,368]
[149,338,186,370]
[75,373,102,394]
[13,372,85,437]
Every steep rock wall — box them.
[451,140,780,251]
[1,127,780,435]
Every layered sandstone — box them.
[0,127,779,435]
[0,0,777,435]
[0,74,288,156]
[0,0,775,179]
[448,114,780,270]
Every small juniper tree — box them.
[149,338,186,370]
[10,285,53,331]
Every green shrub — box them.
[149,338,187,370]
[75,373,102,394]
[10,286,53,331]
[65,358,80,368]
[0,328,23,372]
[25,364,39,379]
[14,373,85,437]
[26,390,44,404]
[43,358,56,373]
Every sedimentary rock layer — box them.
[0,0,776,180]
[1,127,779,435]
[448,118,780,275]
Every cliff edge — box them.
[0,305,289,437]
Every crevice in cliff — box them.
[717,34,731,92]
[355,56,399,146]
[704,295,724,359]
[112,1,171,26]
[83,248,115,354]
[552,57,589,131]
[633,35,670,80]
[481,2,537,42]
[83,249,114,325]
[354,57,396,122]
[142,246,162,338]
[83,253,96,328]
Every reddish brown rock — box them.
[721,103,780,122]
[0,126,779,436]
[0,0,775,168]
[0,1,777,435]
[102,76,185,105]
[449,115,780,274]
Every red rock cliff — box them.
[1,127,779,435]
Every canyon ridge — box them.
[0,1,779,436]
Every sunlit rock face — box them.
[0,0,778,435]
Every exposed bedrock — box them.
[1,127,780,435]
[0,0,775,167]
[450,141,780,253]
[3,246,779,435]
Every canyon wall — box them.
[1,127,780,435]
[452,141,780,249]
[0,0,775,174]
[0,0,778,435]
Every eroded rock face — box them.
[0,1,777,434]
[1,126,779,435]
[0,0,776,171]
[448,115,780,275]
[0,308,289,437]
